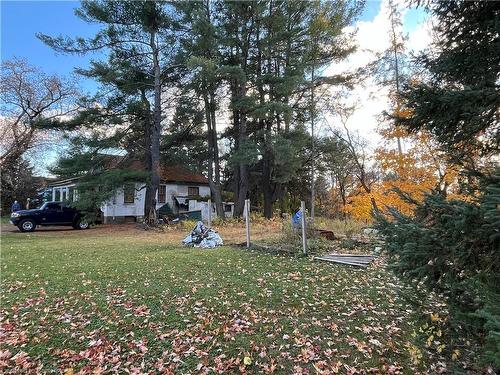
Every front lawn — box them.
[0,216,12,224]
[1,225,445,374]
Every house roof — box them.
[159,165,209,184]
[33,176,58,188]
[125,158,208,184]
[49,154,209,186]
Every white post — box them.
[301,201,307,255]
[52,187,56,201]
[245,199,251,248]
[208,199,212,227]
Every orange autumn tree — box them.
[343,0,462,221]
[345,125,461,221]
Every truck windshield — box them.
[40,202,62,210]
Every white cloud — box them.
[407,17,434,53]
[322,0,432,149]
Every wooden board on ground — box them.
[315,253,376,267]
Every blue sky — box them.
[1,0,101,93]
[2,0,425,92]
[2,0,429,175]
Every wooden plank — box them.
[326,253,375,258]
[323,255,374,260]
[322,254,374,260]
[315,257,370,267]
[322,257,373,264]
[316,259,369,267]
[249,242,296,254]
[329,260,371,265]
[326,260,372,265]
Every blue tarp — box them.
[292,209,303,229]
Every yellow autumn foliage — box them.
[344,127,464,222]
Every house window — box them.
[188,186,199,196]
[158,185,166,204]
[124,184,135,204]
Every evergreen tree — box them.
[398,1,499,166]
[0,158,37,215]
[176,0,225,218]
[376,171,500,367]
[377,1,500,366]
[218,0,361,218]
[38,0,182,223]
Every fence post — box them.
[301,200,307,255]
[208,199,212,227]
[245,199,251,248]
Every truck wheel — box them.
[74,219,89,230]
[18,219,36,232]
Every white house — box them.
[47,158,234,223]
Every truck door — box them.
[61,204,76,224]
[41,202,64,224]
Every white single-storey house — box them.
[47,158,234,223]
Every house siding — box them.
[49,181,214,223]
[100,183,211,223]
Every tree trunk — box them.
[209,92,224,218]
[148,31,161,223]
[203,91,224,219]
[310,62,316,226]
[231,81,243,217]
[262,150,273,218]
[141,89,155,220]
[233,82,249,218]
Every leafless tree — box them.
[0,57,77,168]
[325,103,380,213]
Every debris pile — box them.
[182,221,223,249]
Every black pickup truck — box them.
[10,202,89,232]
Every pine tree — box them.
[377,1,500,366]
[177,0,225,218]
[219,0,360,218]
[398,1,500,165]
[38,0,182,223]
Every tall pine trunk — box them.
[141,89,155,219]
[233,82,249,218]
[210,93,224,219]
[262,124,273,218]
[203,91,224,219]
[147,31,161,223]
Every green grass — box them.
[0,216,12,224]
[0,229,446,373]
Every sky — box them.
[1,0,101,94]
[322,0,431,147]
[1,0,431,175]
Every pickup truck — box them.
[10,202,89,232]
